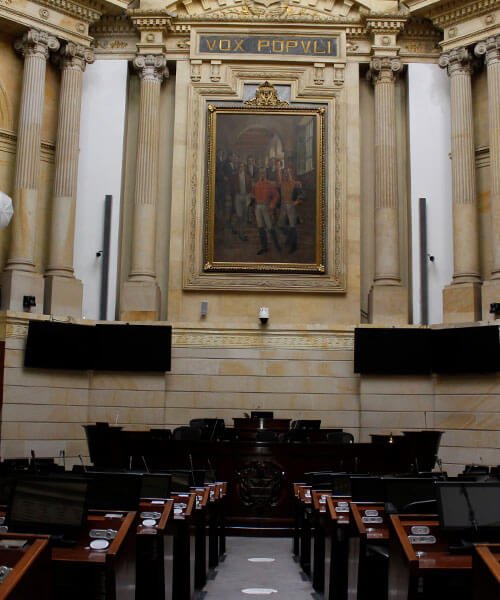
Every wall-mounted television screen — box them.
[24,320,94,370]
[431,326,500,374]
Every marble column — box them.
[368,57,408,324]
[1,29,59,312]
[439,48,481,322]
[120,54,168,321]
[475,37,500,320]
[44,43,95,317]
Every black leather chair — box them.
[326,431,354,444]
[172,426,202,441]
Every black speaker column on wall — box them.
[24,320,172,372]
[354,326,500,375]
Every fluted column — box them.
[439,48,481,322]
[1,29,59,312]
[368,57,408,324]
[120,54,168,321]
[44,43,95,317]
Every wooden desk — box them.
[136,499,174,600]
[84,424,438,529]
[0,534,51,600]
[297,486,312,577]
[388,514,472,600]
[51,510,137,600]
[348,503,389,600]
[191,486,210,590]
[324,495,351,600]
[171,492,196,600]
[473,543,500,600]
[310,490,331,593]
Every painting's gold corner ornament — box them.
[208,104,216,112]
[244,81,289,107]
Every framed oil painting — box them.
[203,83,326,274]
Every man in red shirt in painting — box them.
[252,168,281,255]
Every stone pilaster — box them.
[368,57,408,325]
[44,43,95,318]
[120,54,168,321]
[1,29,59,313]
[439,47,481,323]
[475,37,500,321]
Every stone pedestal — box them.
[443,282,482,323]
[369,285,408,326]
[1,270,44,314]
[120,280,160,321]
[43,275,83,318]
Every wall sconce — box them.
[489,303,500,316]
[259,306,269,325]
[23,295,36,309]
[200,301,208,317]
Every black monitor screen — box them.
[431,326,500,374]
[354,327,432,375]
[383,477,437,514]
[86,472,142,510]
[95,324,171,372]
[169,472,192,492]
[140,473,171,499]
[437,482,500,530]
[7,477,87,537]
[350,476,385,502]
[24,320,94,370]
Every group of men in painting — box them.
[215,150,304,255]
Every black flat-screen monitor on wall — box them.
[431,326,500,374]
[354,328,432,375]
[95,324,171,372]
[24,320,172,372]
[24,320,94,370]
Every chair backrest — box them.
[172,426,202,441]
[255,430,278,442]
[327,431,354,444]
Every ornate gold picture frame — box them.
[203,85,326,274]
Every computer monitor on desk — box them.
[7,476,87,544]
[437,482,500,534]
[383,477,438,514]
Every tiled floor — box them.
[201,536,316,599]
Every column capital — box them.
[14,29,60,61]
[133,54,168,83]
[368,57,403,85]
[56,42,95,72]
[439,47,476,77]
[475,36,500,67]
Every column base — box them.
[442,281,482,323]
[480,279,500,323]
[120,280,160,321]
[0,270,44,313]
[368,284,409,325]
[44,275,83,318]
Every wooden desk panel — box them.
[473,544,500,600]
[0,534,51,600]
[51,511,137,600]
[388,514,473,600]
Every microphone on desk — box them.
[60,449,66,469]
[244,413,250,418]
[188,453,195,485]
[141,455,150,473]
[78,455,87,472]
[129,456,133,471]
[30,449,37,472]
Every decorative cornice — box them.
[90,14,135,34]
[426,0,499,29]
[38,0,102,24]
[172,328,355,350]
[127,8,172,31]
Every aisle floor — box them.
[201,537,317,599]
